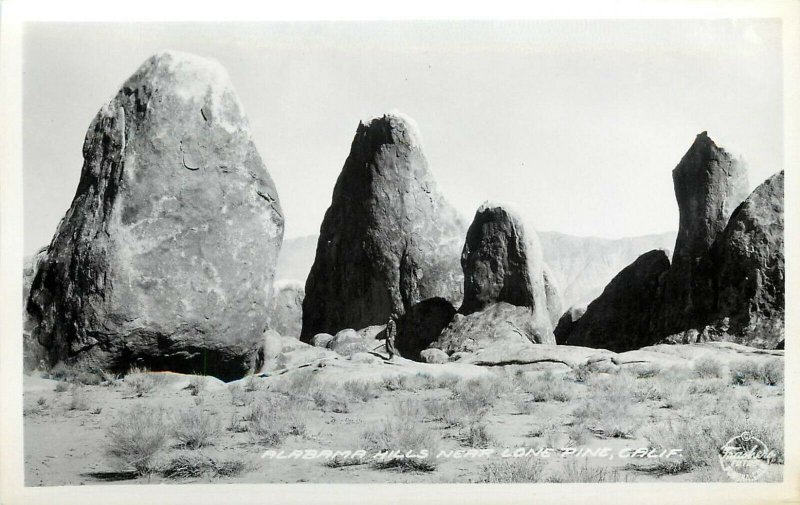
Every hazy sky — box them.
[23,20,783,255]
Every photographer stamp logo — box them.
[719,431,776,481]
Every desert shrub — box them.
[460,421,494,448]
[758,359,784,386]
[68,385,90,411]
[421,397,463,427]
[450,376,505,417]
[479,457,545,483]
[686,378,727,395]
[362,418,440,472]
[693,356,724,378]
[171,409,221,449]
[246,396,306,446]
[227,411,247,433]
[91,407,103,415]
[47,362,103,385]
[547,458,628,482]
[624,362,662,379]
[54,381,69,393]
[228,383,246,406]
[572,374,638,438]
[160,452,248,479]
[125,366,167,397]
[517,371,573,403]
[433,373,461,390]
[343,379,379,402]
[565,422,589,446]
[271,370,318,397]
[324,454,367,468]
[729,359,783,386]
[106,404,170,474]
[572,362,593,383]
[392,398,424,420]
[187,376,206,396]
[310,388,350,413]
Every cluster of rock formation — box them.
[24,52,785,380]
[558,133,784,351]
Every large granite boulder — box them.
[553,304,587,345]
[656,132,749,334]
[431,302,554,356]
[300,112,465,341]
[702,171,784,347]
[458,202,556,341]
[266,281,304,338]
[562,249,671,352]
[25,51,284,381]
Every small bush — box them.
[246,397,306,446]
[362,418,440,472]
[451,376,505,417]
[624,363,661,379]
[311,388,350,413]
[547,458,628,482]
[479,458,545,483]
[125,367,167,397]
[160,452,248,479]
[421,397,463,427]
[172,409,221,449]
[572,362,593,383]
[106,405,169,474]
[572,374,638,438]
[460,422,493,448]
[434,373,461,390]
[54,382,69,393]
[730,359,783,386]
[343,379,379,402]
[693,356,723,378]
[68,385,90,411]
[517,371,573,403]
[187,376,206,396]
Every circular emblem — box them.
[718,431,775,481]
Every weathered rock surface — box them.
[266,281,304,338]
[328,329,369,357]
[432,302,555,357]
[698,171,785,347]
[420,348,449,364]
[656,132,749,335]
[562,249,671,352]
[23,247,49,371]
[25,51,284,381]
[310,333,334,348]
[301,112,466,341]
[458,203,556,341]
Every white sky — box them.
[23,20,783,255]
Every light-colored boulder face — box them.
[420,348,449,364]
[300,112,466,341]
[327,329,369,357]
[657,132,749,335]
[458,203,555,342]
[704,171,784,348]
[563,249,671,352]
[542,265,563,327]
[25,52,284,381]
[266,281,304,338]
[432,302,556,356]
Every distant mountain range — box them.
[276,231,677,311]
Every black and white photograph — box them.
[0,1,797,504]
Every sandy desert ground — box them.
[23,342,784,485]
